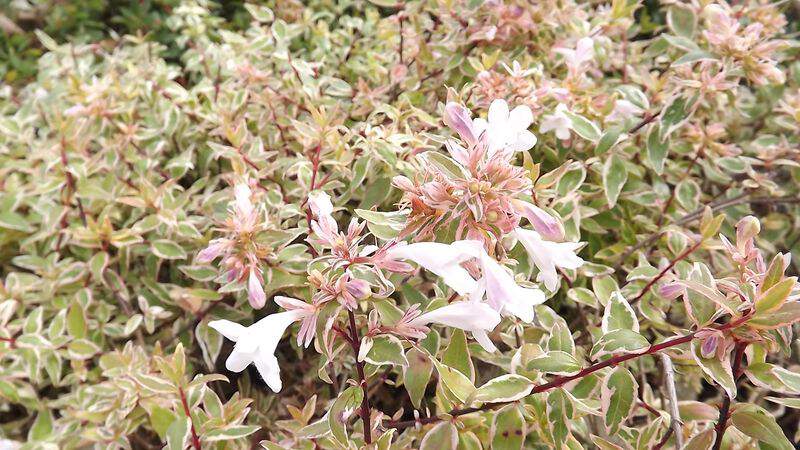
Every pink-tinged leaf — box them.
[755,277,796,313]
[691,340,735,397]
[748,301,800,329]
[601,366,637,433]
[730,404,793,450]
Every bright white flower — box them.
[607,99,644,123]
[308,190,334,218]
[234,183,254,217]
[469,248,546,323]
[209,310,304,392]
[409,301,502,352]
[472,99,537,158]
[386,242,478,295]
[389,240,547,323]
[539,103,572,140]
[514,228,584,292]
[554,37,594,73]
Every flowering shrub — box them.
[2,0,800,449]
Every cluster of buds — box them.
[702,3,787,86]
[197,182,275,309]
[394,99,564,249]
[661,216,799,359]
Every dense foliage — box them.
[2,0,800,449]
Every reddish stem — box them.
[179,387,202,450]
[385,315,751,430]
[711,341,748,450]
[630,240,702,306]
[346,310,372,444]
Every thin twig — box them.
[629,239,702,306]
[179,386,202,450]
[346,310,372,444]
[385,315,751,430]
[711,341,748,450]
[660,353,684,449]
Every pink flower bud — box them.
[345,277,371,300]
[701,335,718,359]
[515,201,565,241]
[248,269,266,309]
[197,240,228,263]
[443,102,478,146]
[658,282,684,300]
[735,216,760,249]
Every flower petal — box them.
[225,344,256,372]
[208,319,247,342]
[444,102,478,146]
[472,330,498,353]
[488,99,510,124]
[386,242,478,295]
[508,105,533,130]
[410,301,501,332]
[253,352,283,392]
[515,202,564,241]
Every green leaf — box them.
[601,292,638,333]
[28,410,53,441]
[748,301,800,329]
[152,239,187,260]
[403,348,433,408]
[564,111,601,142]
[0,210,32,232]
[420,421,458,450]
[491,405,526,450]
[328,386,363,446]
[419,151,470,179]
[683,429,716,450]
[601,367,637,433]
[730,404,793,450]
[548,321,575,355]
[755,277,796,313]
[442,329,474,381]
[527,351,582,375]
[166,417,190,450]
[646,124,668,174]
[473,374,533,403]
[595,128,623,155]
[66,300,87,339]
[691,340,735,397]
[602,154,627,208]
[205,425,261,441]
[590,329,649,358]
[667,5,696,38]
[765,396,800,409]
[364,335,408,367]
[148,406,177,440]
[67,339,101,360]
[547,389,573,447]
[433,359,476,404]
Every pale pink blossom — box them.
[513,200,565,241]
[513,228,584,292]
[554,37,594,75]
[539,103,572,140]
[274,296,318,347]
